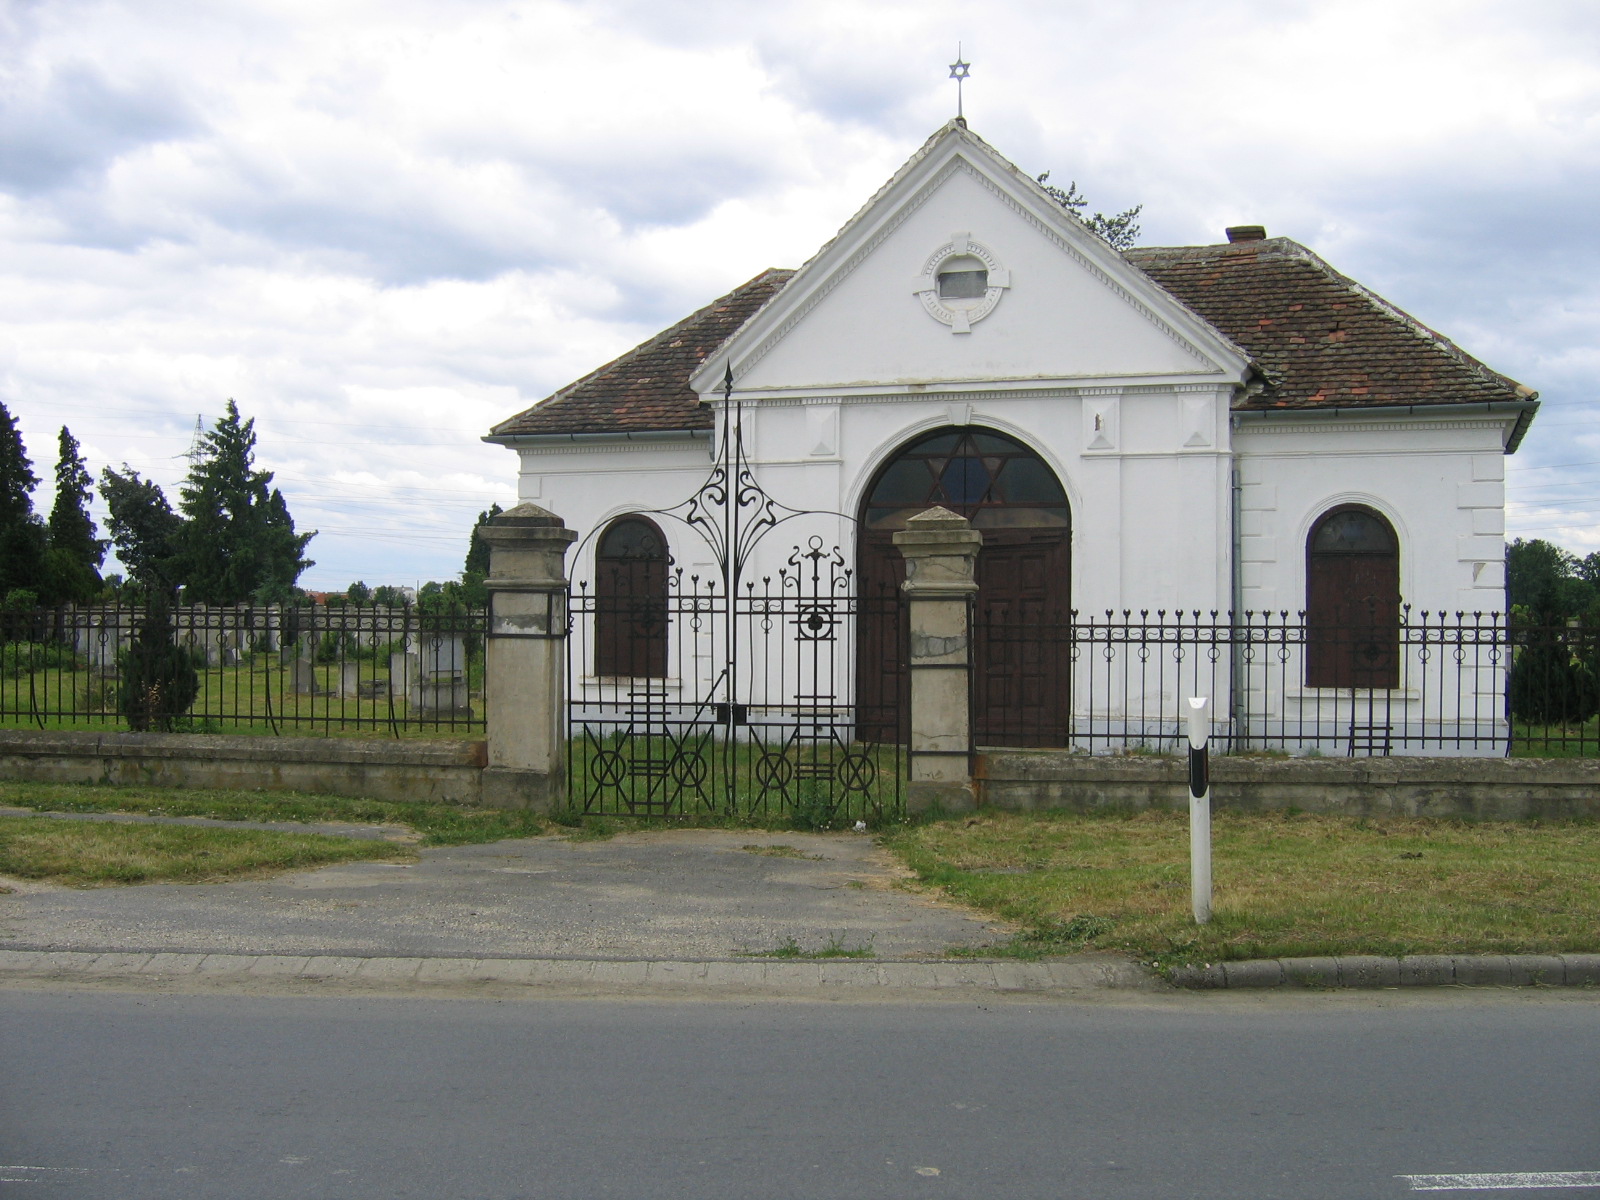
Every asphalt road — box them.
[3,986,1597,1200]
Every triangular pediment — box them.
[690,123,1250,397]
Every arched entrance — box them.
[856,427,1072,745]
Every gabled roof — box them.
[688,120,1252,396]
[488,269,793,439]
[1126,237,1531,411]
[488,129,1534,442]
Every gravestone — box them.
[389,650,417,699]
[409,634,472,717]
[291,658,325,695]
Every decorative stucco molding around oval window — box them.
[911,232,1011,334]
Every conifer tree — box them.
[460,503,503,606]
[0,400,48,606]
[100,466,183,593]
[170,401,315,604]
[1035,172,1143,250]
[45,426,106,604]
[118,588,200,731]
[463,503,504,578]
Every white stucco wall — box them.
[514,400,1514,620]
[733,165,1208,391]
[514,380,1238,617]
[1233,411,1510,617]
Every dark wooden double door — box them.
[856,528,1070,746]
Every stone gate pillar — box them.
[894,506,981,814]
[479,503,577,810]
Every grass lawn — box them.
[0,781,553,847]
[881,809,1600,969]
[1511,719,1600,757]
[0,816,414,886]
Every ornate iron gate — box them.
[565,368,903,823]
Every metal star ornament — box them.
[949,49,970,120]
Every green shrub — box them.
[314,630,342,664]
[118,594,201,732]
[1511,634,1600,725]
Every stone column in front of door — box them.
[894,506,981,814]
[479,503,578,810]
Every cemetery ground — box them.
[1,629,485,737]
[1,779,1598,973]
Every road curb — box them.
[1167,954,1600,989]
[0,949,1156,994]
[5,949,1594,993]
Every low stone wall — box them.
[976,750,1600,821]
[0,730,486,807]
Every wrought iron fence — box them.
[0,601,487,736]
[972,607,1600,758]
[566,548,905,822]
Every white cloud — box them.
[2,0,1599,588]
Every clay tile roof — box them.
[1125,238,1529,410]
[491,241,1531,439]
[488,269,794,438]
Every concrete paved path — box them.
[0,828,1009,961]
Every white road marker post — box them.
[1186,696,1213,924]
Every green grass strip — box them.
[882,809,1600,968]
[0,816,414,886]
[0,781,550,847]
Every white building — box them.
[486,121,1536,755]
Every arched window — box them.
[860,427,1071,533]
[1306,506,1400,689]
[595,516,668,678]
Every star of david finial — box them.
[948,47,971,121]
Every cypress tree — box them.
[460,503,503,607]
[44,426,106,604]
[464,503,504,577]
[0,400,47,607]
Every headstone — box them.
[419,634,466,677]
[389,651,417,699]
[85,621,123,677]
[292,659,324,695]
[410,679,474,717]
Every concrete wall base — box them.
[479,765,562,812]
[977,750,1600,820]
[0,730,486,807]
[907,780,978,816]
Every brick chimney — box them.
[1226,225,1266,243]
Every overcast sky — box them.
[3,0,1597,592]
